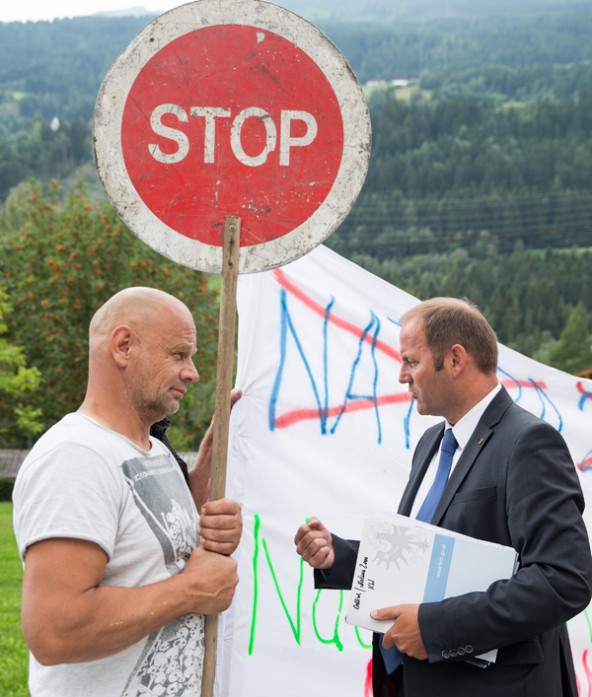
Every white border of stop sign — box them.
[93,0,371,274]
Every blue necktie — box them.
[380,428,458,673]
[416,428,458,523]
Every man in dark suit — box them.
[294,297,592,696]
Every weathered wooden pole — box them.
[200,215,241,697]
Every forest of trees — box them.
[2,5,592,199]
[1,2,592,447]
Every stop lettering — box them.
[121,24,343,248]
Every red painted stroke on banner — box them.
[272,268,547,429]
[365,658,373,697]
[273,267,401,361]
[275,392,412,429]
[581,649,592,696]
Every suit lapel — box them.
[397,426,443,516]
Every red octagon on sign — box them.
[94,0,371,273]
[122,25,343,248]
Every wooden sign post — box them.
[210,216,241,502]
[202,216,240,697]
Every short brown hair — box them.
[402,297,498,374]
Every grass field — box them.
[0,502,29,696]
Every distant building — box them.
[365,78,419,88]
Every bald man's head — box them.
[88,287,192,359]
[83,286,199,425]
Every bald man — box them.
[13,287,242,697]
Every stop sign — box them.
[94,0,371,273]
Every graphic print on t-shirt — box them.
[120,453,204,696]
[122,613,204,697]
[122,454,197,572]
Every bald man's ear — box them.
[111,325,134,368]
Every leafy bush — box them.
[1,181,221,449]
[0,478,14,502]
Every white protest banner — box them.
[221,244,592,697]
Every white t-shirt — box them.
[13,413,204,697]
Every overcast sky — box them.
[0,1,181,23]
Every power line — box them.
[337,190,592,249]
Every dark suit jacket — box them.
[317,387,592,696]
